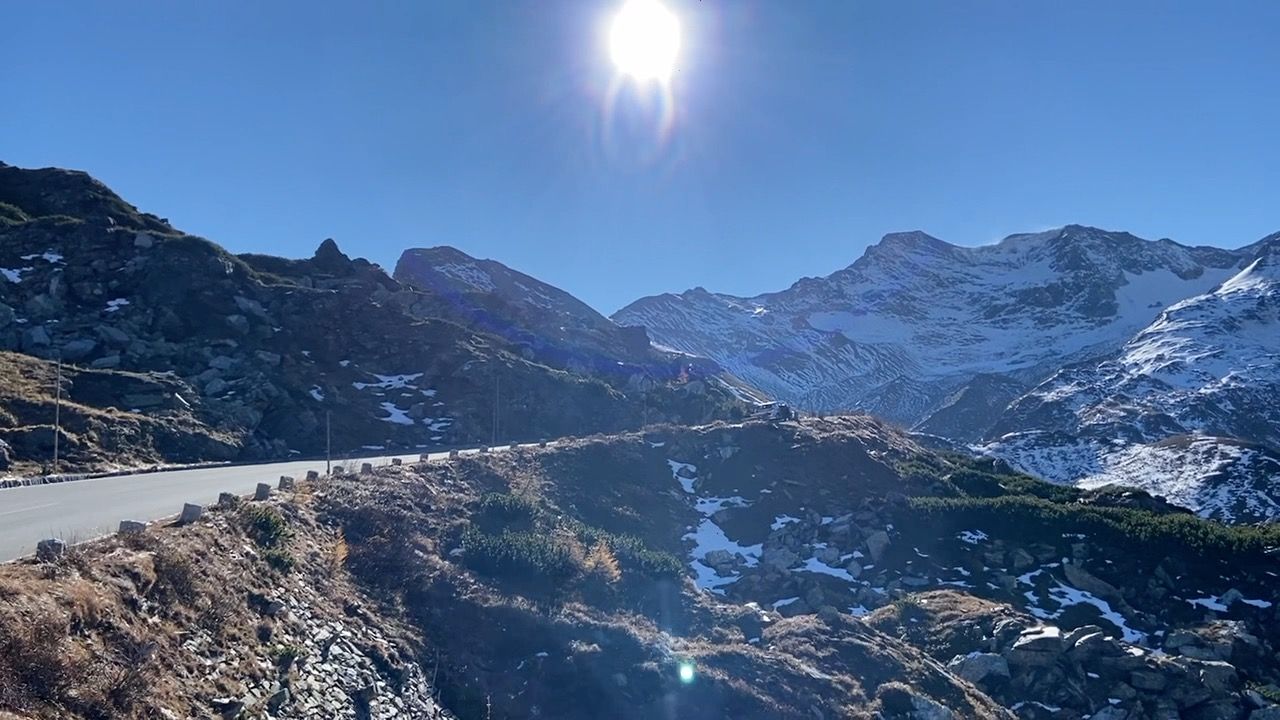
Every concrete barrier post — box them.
[332,465,344,475]
[391,458,402,466]
[217,492,239,509]
[254,483,272,500]
[305,470,319,482]
[360,462,373,474]
[278,475,296,491]
[539,440,548,448]
[36,538,66,562]
[448,449,459,459]
[479,446,489,454]
[419,453,431,462]
[179,503,203,524]
[118,520,147,535]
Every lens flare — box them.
[609,0,681,83]
[678,661,696,684]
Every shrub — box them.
[563,521,684,579]
[239,505,292,548]
[902,495,1280,561]
[461,528,580,584]
[583,541,622,584]
[264,548,295,573]
[0,607,71,705]
[476,492,541,529]
[150,547,199,604]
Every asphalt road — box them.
[0,444,527,563]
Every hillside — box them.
[0,161,746,474]
[2,418,1277,719]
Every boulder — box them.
[1130,670,1168,692]
[947,652,1010,684]
[1006,626,1063,667]
[204,378,230,396]
[762,547,800,571]
[845,559,863,579]
[1250,709,1280,720]
[1196,660,1240,695]
[95,324,131,345]
[35,538,67,562]
[60,338,97,360]
[90,354,121,369]
[865,530,891,563]
[0,302,15,328]
[815,545,842,566]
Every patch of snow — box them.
[667,460,697,493]
[378,402,414,425]
[957,529,989,544]
[308,386,326,401]
[770,514,801,531]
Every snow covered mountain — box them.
[614,226,1248,427]
[615,225,1280,521]
[982,236,1280,521]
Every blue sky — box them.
[3,1,1278,313]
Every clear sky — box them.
[3,1,1278,313]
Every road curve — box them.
[0,444,532,563]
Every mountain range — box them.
[613,225,1280,522]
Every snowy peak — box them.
[615,225,1253,419]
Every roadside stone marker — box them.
[391,458,403,466]
[360,462,373,474]
[332,465,345,475]
[479,446,489,454]
[278,475,296,491]
[217,492,239,509]
[118,520,147,534]
[449,449,459,459]
[305,470,319,482]
[419,453,431,462]
[179,503,204,524]
[36,538,66,562]
[254,483,272,500]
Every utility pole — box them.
[52,357,62,475]
[325,410,332,475]
[492,377,500,446]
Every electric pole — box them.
[325,410,332,475]
[52,356,62,475]
[492,377,500,446]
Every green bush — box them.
[902,495,1280,559]
[239,506,292,548]
[563,521,684,578]
[461,528,580,583]
[476,492,541,528]
[264,548,295,573]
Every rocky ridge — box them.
[0,161,745,474]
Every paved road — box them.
[0,444,529,563]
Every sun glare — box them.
[609,0,681,83]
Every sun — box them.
[609,0,681,83]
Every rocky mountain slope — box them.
[394,246,709,384]
[5,418,1277,719]
[0,161,744,475]
[982,238,1280,522]
[615,226,1280,521]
